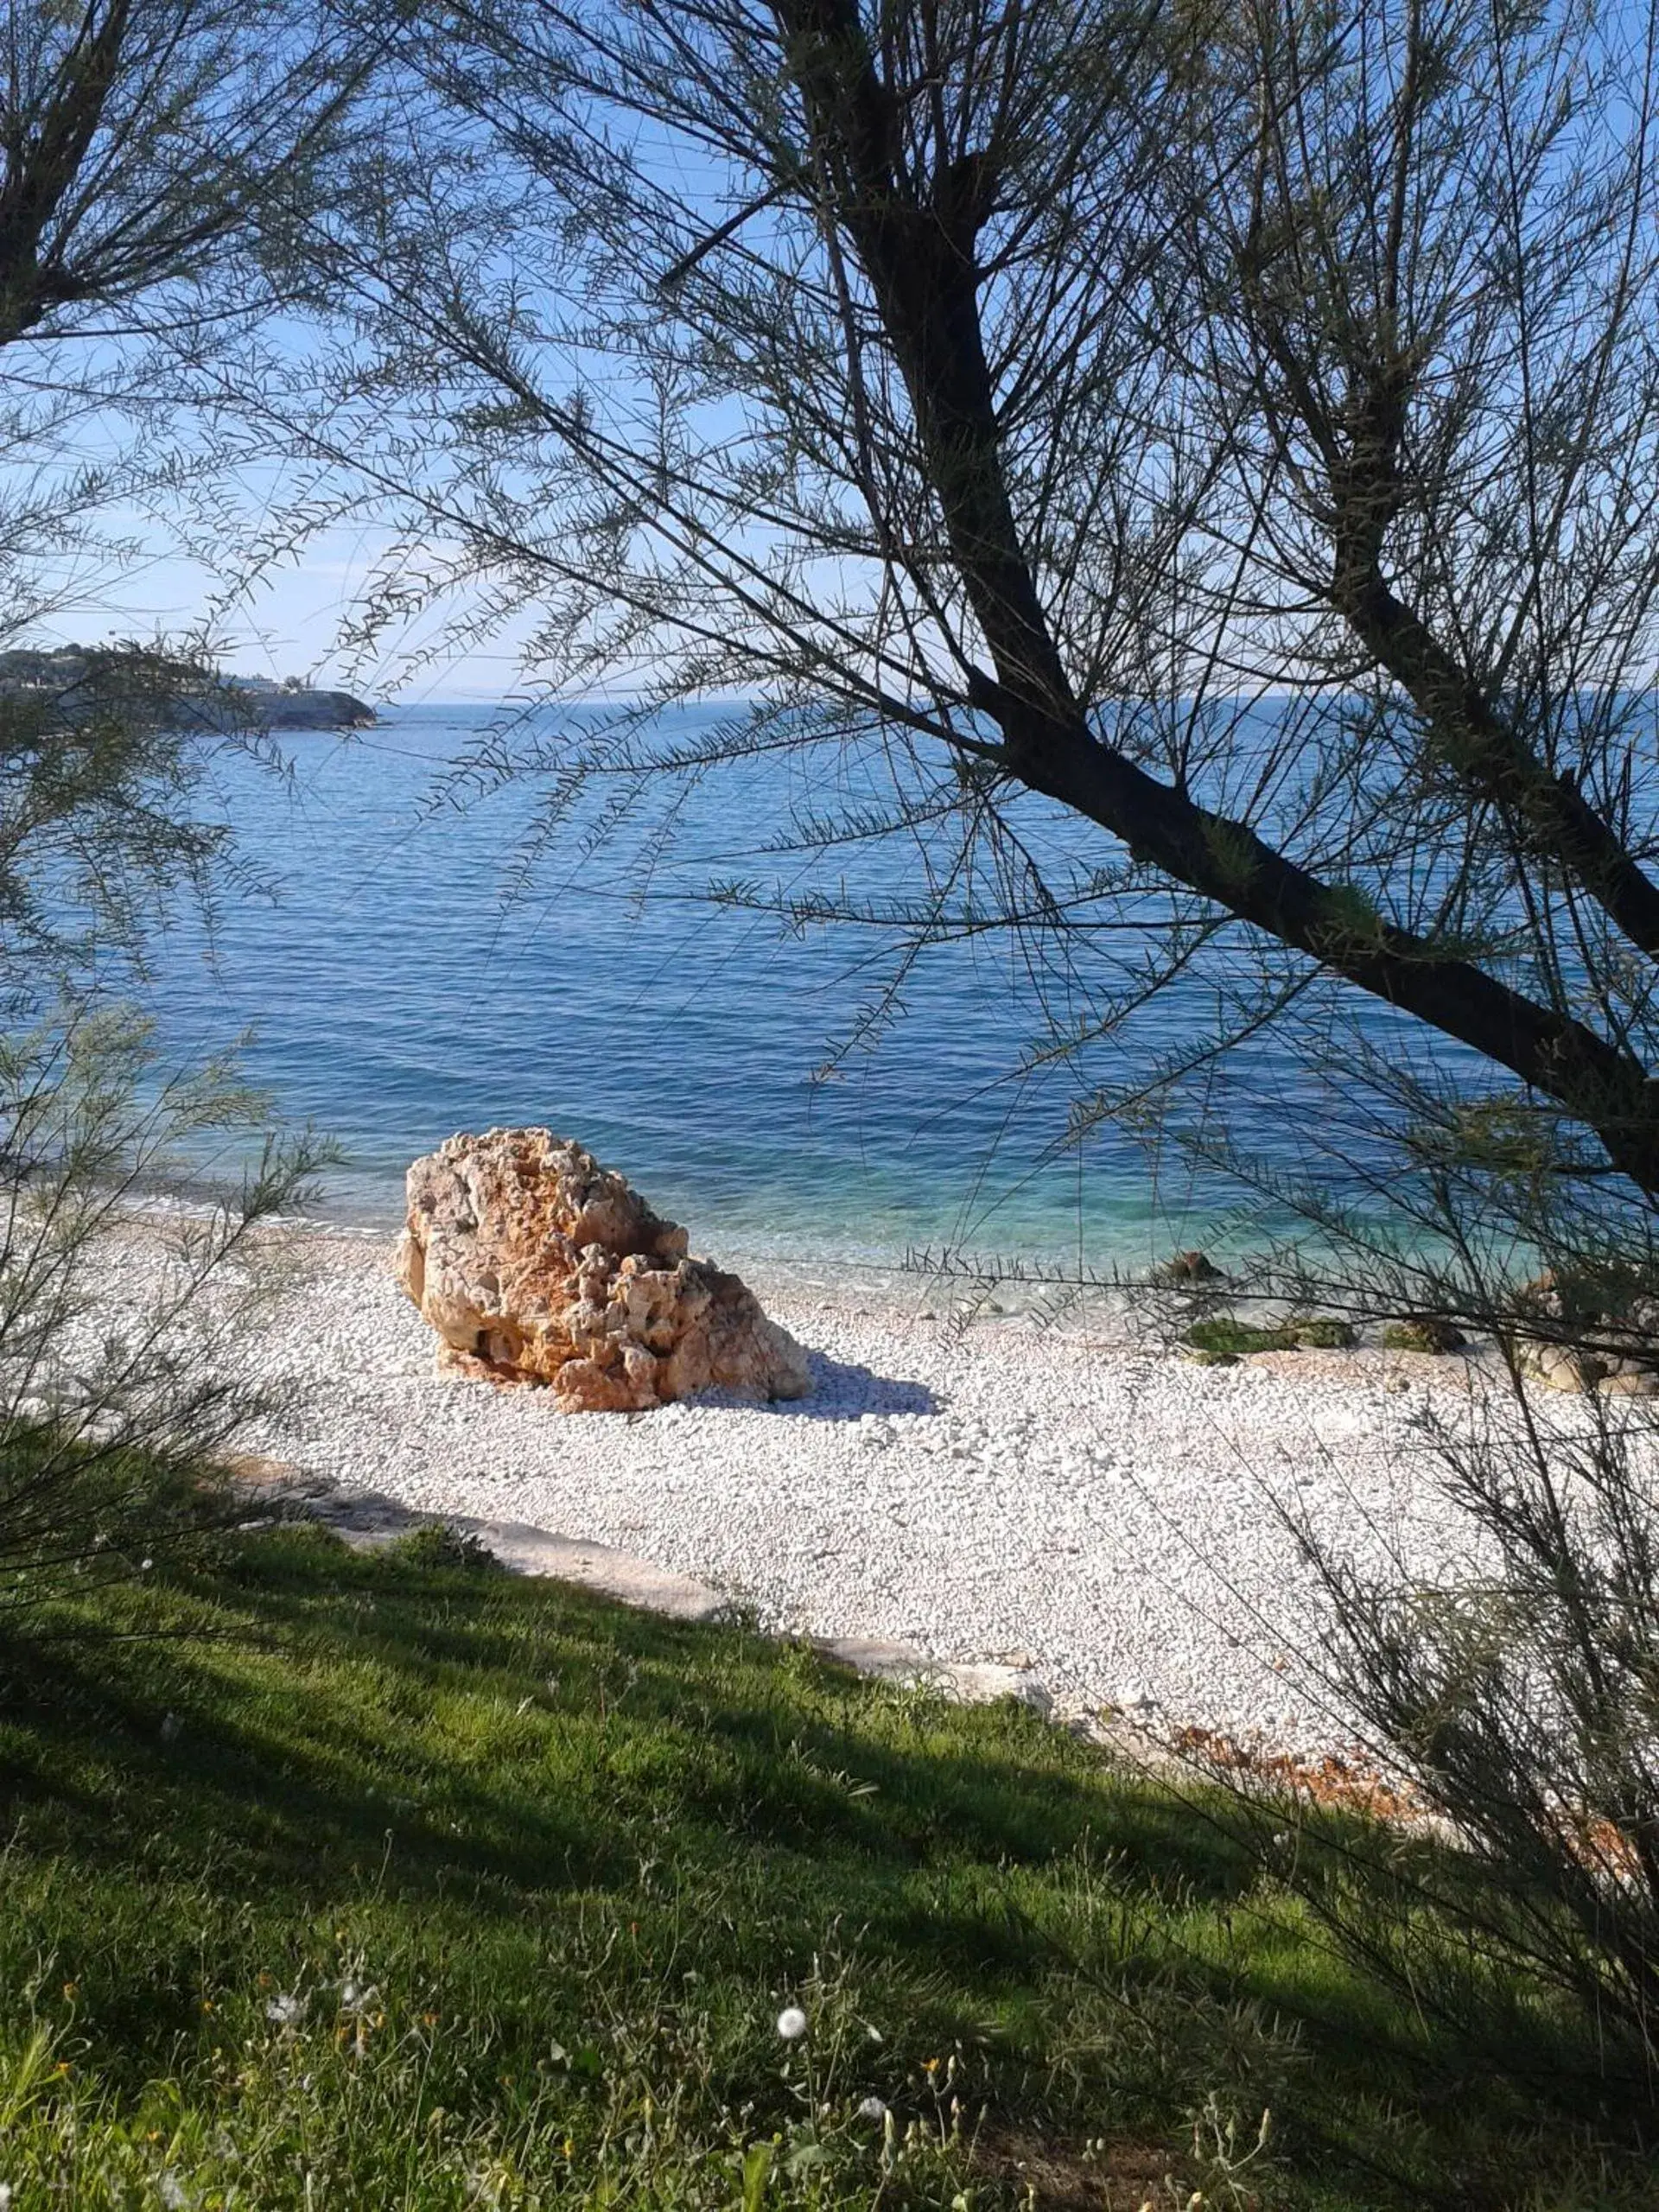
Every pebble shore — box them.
[79,1222,1598,1756]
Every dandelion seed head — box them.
[266,1992,303,2027]
[856,2094,888,2120]
[775,2005,808,2041]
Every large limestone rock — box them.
[397,1128,812,1413]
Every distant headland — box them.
[0,646,378,731]
[226,673,379,730]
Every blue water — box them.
[137,702,1389,1269]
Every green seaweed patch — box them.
[1290,1315,1359,1349]
[1183,1315,1357,1357]
[1382,1318,1467,1355]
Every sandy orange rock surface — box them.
[397,1128,810,1413]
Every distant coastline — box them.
[231,673,378,729]
[0,646,377,731]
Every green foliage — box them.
[1197,814,1262,893]
[1311,880,1386,953]
[1300,1391,1659,2068]
[0,648,228,976]
[0,1529,1650,2207]
[0,1419,222,1611]
[1404,1094,1567,1181]
[0,1006,330,1605]
[385,1521,505,1573]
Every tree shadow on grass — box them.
[0,1526,1628,2196]
[0,1533,1638,2207]
[0,1530,1247,1935]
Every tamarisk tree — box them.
[298,0,1659,1259]
[0,0,371,1606]
[298,2,1659,2064]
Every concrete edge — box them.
[229,1458,1118,1729]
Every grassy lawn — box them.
[0,1522,1649,2209]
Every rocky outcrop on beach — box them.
[1148,1249,1225,1287]
[1515,1271,1659,1395]
[397,1128,811,1413]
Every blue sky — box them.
[38,517,518,701]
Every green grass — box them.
[0,1526,1649,2209]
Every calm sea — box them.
[139,702,1407,1273]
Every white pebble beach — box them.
[79,1219,1628,1759]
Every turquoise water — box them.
[139,702,1382,1269]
